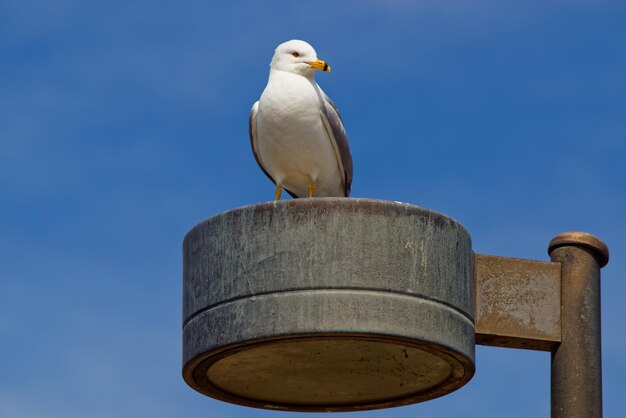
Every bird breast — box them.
[258,73,322,129]
[255,71,343,196]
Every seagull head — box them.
[270,39,331,77]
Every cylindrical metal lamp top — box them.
[182,198,476,411]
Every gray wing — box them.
[319,93,353,196]
[249,102,298,198]
[249,102,273,182]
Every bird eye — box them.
[291,51,300,58]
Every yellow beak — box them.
[307,59,331,72]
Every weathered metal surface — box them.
[206,338,453,405]
[549,231,609,268]
[474,254,561,351]
[182,198,475,412]
[549,231,608,418]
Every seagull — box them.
[249,39,353,199]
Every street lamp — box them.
[182,199,608,417]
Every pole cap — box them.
[548,231,609,268]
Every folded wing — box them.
[319,93,353,197]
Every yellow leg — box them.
[275,183,283,200]
[308,180,316,198]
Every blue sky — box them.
[1,1,625,417]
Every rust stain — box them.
[474,253,561,351]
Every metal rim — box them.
[184,198,471,247]
[548,231,609,268]
[182,333,475,412]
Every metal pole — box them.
[548,232,609,418]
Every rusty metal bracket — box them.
[474,254,561,351]
[474,231,609,418]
